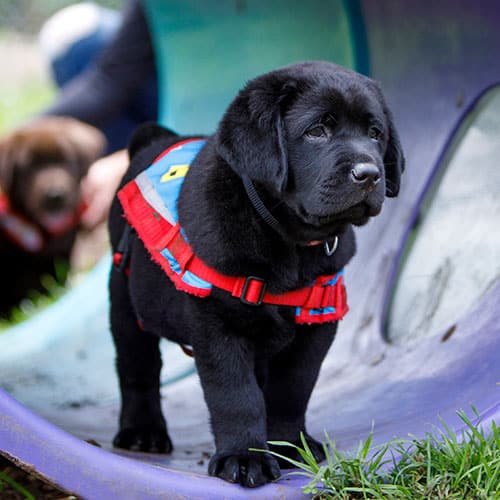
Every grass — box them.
[0,454,77,500]
[0,29,55,133]
[0,81,54,132]
[0,469,35,500]
[0,259,69,331]
[264,408,500,499]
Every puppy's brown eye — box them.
[305,125,327,138]
[368,126,383,141]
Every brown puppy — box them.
[0,117,105,317]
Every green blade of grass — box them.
[250,445,313,472]
[0,470,35,500]
[253,407,500,499]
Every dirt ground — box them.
[0,455,79,500]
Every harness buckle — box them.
[240,276,267,306]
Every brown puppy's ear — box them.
[0,130,28,192]
[52,118,106,175]
[0,135,14,192]
[216,75,300,193]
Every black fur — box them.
[108,61,404,487]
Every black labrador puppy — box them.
[108,61,404,487]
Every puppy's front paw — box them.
[269,432,325,468]
[113,426,173,454]
[208,451,281,487]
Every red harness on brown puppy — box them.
[0,186,84,252]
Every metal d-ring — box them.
[324,236,339,257]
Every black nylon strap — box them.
[241,175,288,239]
[241,174,339,257]
[115,224,133,272]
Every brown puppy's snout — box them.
[30,167,79,210]
[350,162,381,191]
[25,167,80,234]
[41,189,70,212]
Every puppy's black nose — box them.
[42,190,68,212]
[350,163,381,190]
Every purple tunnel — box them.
[1,1,500,498]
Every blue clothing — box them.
[44,0,158,153]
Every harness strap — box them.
[161,223,348,314]
[116,139,349,323]
[0,189,84,252]
[113,224,133,273]
[0,191,7,213]
[0,191,44,252]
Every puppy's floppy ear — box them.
[0,128,33,192]
[369,81,405,197]
[56,118,106,174]
[128,122,178,159]
[0,134,17,192]
[0,127,49,192]
[383,106,405,197]
[216,75,300,193]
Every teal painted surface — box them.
[144,0,355,133]
[343,0,370,76]
[0,254,194,414]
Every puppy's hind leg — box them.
[109,268,172,454]
[264,323,337,467]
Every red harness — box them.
[0,187,83,252]
[116,139,349,326]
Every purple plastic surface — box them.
[1,1,500,498]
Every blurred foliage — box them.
[0,0,123,35]
[0,82,55,133]
[0,1,124,130]
[0,259,69,331]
